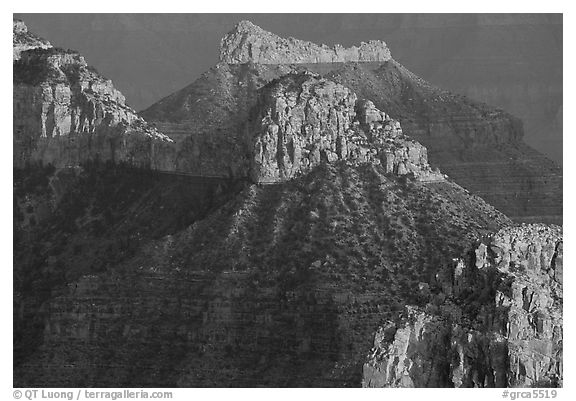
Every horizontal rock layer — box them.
[301,61,562,224]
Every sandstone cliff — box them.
[13,20,174,170]
[220,20,391,65]
[363,224,562,387]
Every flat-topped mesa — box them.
[13,19,52,61]
[220,20,392,65]
[250,73,442,183]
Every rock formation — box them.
[180,20,560,224]
[13,20,174,170]
[220,20,391,65]
[250,73,442,183]
[363,224,562,388]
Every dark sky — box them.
[15,14,562,163]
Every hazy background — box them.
[15,14,562,164]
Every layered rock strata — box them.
[363,224,562,387]
[13,21,174,170]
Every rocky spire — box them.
[220,20,392,64]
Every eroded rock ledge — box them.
[363,224,562,388]
[220,20,391,64]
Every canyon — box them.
[13,18,562,388]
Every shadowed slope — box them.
[14,162,510,387]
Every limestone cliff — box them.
[13,20,174,170]
[220,20,391,64]
[363,224,562,388]
[141,63,294,177]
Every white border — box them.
[3,2,572,399]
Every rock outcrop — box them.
[363,224,562,388]
[13,19,52,60]
[220,20,391,65]
[251,73,442,183]
[13,21,174,170]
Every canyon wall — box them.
[13,21,175,170]
[14,18,563,388]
